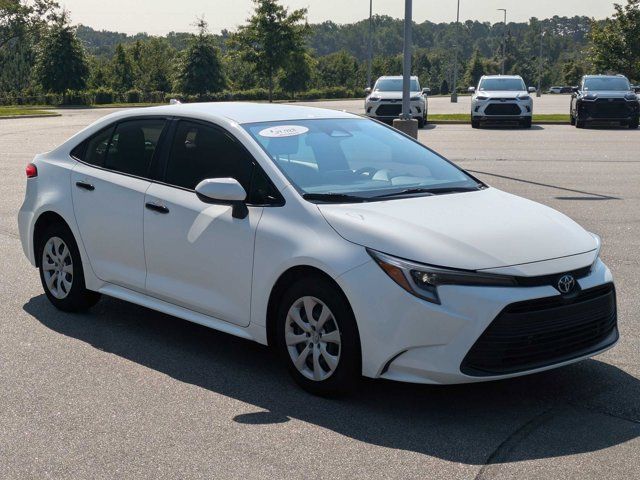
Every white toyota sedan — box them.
[19,103,618,396]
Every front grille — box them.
[583,98,633,117]
[461,284,617,376]
[484,103,521,116]
[376,104,402,116]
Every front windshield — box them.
[583,77,630,91]
[243,119,479,201]
[479,78,526,91]
[375,78,420,92]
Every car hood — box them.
[477,90,525,99]
[371,91,422,100]
[318,188,598,271]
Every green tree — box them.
[33,14,89,94]
[463,48,485,87]
[175,19,226,95]
[440,78,449,95]
[0,0,60,49]
[136,38,176,92]
[589,0,640,80]
[279,50,313,97]
[110,43,135,91]
[230,0,308,102]
[315,50,359,88]
[561,59,587,85]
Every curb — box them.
[0,113,61,120]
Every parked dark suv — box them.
[570,75,640,129]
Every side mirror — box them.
[195,178,248,219]
[422,87,430,94]
[572,86,579,93]
[528,86,537,93]
[364,87,372,95]
[634,86,640,94]
[468,87,476,93]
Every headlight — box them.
[583,93,597,101]
[368,96,381,102]
[410,96,422,101]
[517,95,531,101]
[475,95,489,101]
[367,249,517,304]
[625,93,639,101]
[589,232,602,270]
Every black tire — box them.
[570,113,576,126]
[36,222,101,312]
[629,116,639,129]
[276,276,361,396]
[576,117,586,129]
[471,117,481,129]
[418,116,426,129]
[521,117,532,128]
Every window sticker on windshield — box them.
[258,125,309,138]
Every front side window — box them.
[583,77,630,92]
[165,121,254,192]
[375,78,420,92]
[103,119,166,177]
[479,78,526,91]
[243,118,479,201]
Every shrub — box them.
[125,89,143,103]
[93,87,115,104]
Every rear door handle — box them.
[75,181,95,191]
[145,202,170,214]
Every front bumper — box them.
[338,257,616,384]
[365,100,426,121]
[472,100,532,121]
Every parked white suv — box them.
[19,103,617,396]
[469,75,536,128]
[365,76,429,127]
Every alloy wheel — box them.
[285,296,342,381]
[42,236,73,299]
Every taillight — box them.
[26,163,37,178]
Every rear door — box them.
[71,118,167,291]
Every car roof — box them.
[376,76,419,80]
[480,75,523,80]
[583,74,628,79]
[100,102,359,125]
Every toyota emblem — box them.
[557,274,576,294]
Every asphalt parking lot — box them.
[1,107,639,479]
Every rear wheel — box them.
[417,116,426,129]
[276,277,361,396]
[629,116,639,129]
[37,223,101,312]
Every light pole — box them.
[451,0,461,103]
[537,29,545,97]
[498,8,507,75]
[367,0,373,88]
[401,0,413,121]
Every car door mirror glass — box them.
[528,87,537,93]
[364,87,372,95]
[422,87,430,94]
[468,87,476,93]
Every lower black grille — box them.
[461,284,617,376]
[484,103,521,116]
[582,98,635,118]
[376,104,402,116]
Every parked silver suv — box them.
[365,76,429,127]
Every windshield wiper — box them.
[302,193,368,203]
[373,186,481,199]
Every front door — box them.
[143,120,263,327]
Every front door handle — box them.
[145,202,170,214]
[75,181,95,191]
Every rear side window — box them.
[72,126,114,166]
[104,119,166,177]
[164,121,254,191]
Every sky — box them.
[59,0,617,36]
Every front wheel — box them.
[276,277,361,396]
[629,116,639,129]
[418,116,426,129]
[471,117,481,129]
[37,223,101,312]
[520,117,532,128]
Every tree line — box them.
[1,0,639,105]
